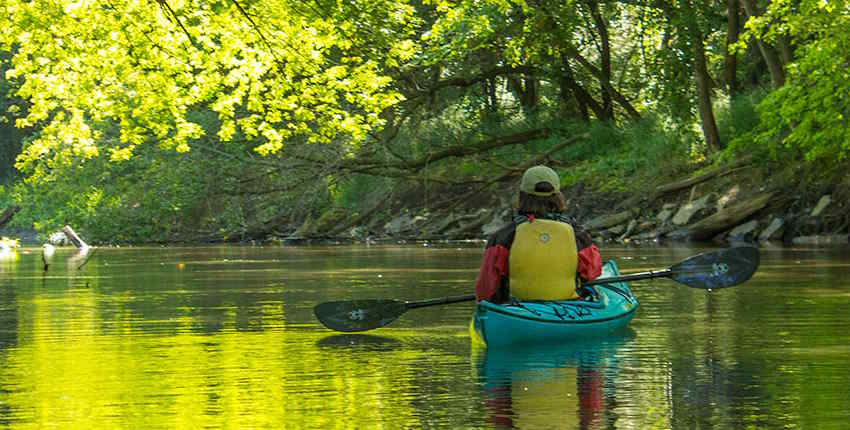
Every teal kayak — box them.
[471,260,638,348]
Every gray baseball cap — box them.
[520,165,560,196]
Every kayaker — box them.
[474,165,602,303]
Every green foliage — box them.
[1,0,408,177]
[0,236,19,249]
[559,117,695,192]
[737,0,850,164]
[8,108,313,242]
[335,174,393,211]
[0,52,28,184]
[11,147,195,242]
[1,0,848,242]
[716,90,765,150]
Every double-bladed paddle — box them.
[314,246,759,332]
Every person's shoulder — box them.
[552,213,592,237]
[545,212,578,225]
[555,213,594,248]
[485,218,520,247]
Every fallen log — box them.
[655,156,753,194]
[62,226,93,270]
[62,225,89,249]
[586,209,636,230]
[616,157,756,211]
[791,235,849,246]
[669,192,773,241]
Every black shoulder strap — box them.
[513,214,530,225]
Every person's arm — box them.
[474,223,516,303]
[574,225,602,281]
[474,244,509,302]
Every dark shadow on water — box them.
[316,333,401,351]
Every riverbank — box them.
[280,158,849,248]
[3,157,847,248]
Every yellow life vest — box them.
[509,218,579,300]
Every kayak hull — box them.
[471,260,638,348]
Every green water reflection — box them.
[0,244,849,429]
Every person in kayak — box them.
[474,165,602,303]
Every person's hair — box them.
[516,182,567,215]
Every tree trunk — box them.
[559,73,590,121]
[484,77,499,112]
[692,26,722,151]
[523,76,537,111]
[507,75,538,113]
[724,0,740,98]
[740,0,785,88]
[777,35,794,65]
[559,60,602,121]
[566,50,641,121]
[586,209,638,230]
[587,0,614,121]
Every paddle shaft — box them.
[406,294,476,309]
[403,269,674,309]
[314,247,758,332]
[584,269,673,286]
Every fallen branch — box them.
[563,48,641,121]
[393,128,552,171]
[293,129,554,177]
[404,65,539,100]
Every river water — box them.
[0,244,848,429]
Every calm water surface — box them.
[0,244,849,429]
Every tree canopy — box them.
[2,0,410,167]
[1,0,848,242]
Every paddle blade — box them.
[314,299,408,332]
[669,246,760,289]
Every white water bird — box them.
[1,237,19,260]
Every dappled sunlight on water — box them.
[0,244,848,428]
